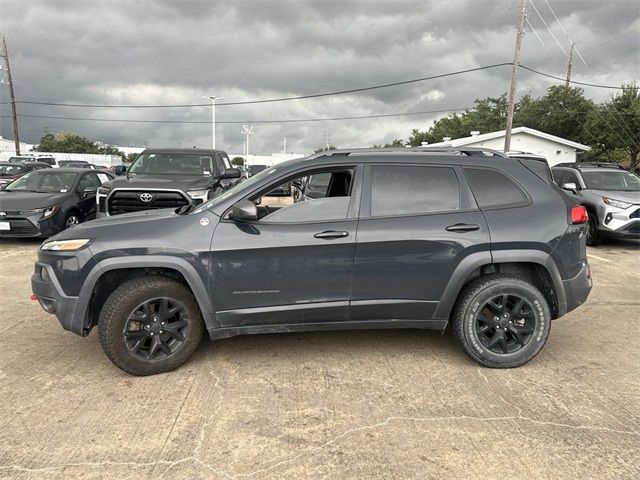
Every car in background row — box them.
[8,155,57,167]
[0,168,113,238]
[552,162,640,245]
[58,160,96,169]
[96,148,240,216]
[0,162,51,189]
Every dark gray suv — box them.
[31,148,592,375]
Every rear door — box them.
[351,162,491,322]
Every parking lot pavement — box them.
[0,239,638,480]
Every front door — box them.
[351,163,491,322]
[210,165,362,327]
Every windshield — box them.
[8,156,34,163]
[582,171,640,191]
[0,164,26,175]
[6,170,78,192]
[129,152,215,176]
[192,165,278,213]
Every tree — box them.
[313,145,337,153]
[231,156,245,166]
[583,83,640,170]
[125,152,139,164]
[33,131,126,161]
[372,139,405,148]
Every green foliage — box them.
[372,139,405,148]
[406,84,639,169]
[231,156,245,166]
[125,152,139,164]
[313,144,337,153]
[34,131,126,160]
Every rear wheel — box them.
[452,274,551,368]
[98,276,204,375]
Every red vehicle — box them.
[0,161,51,189]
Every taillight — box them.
[570,205,588,224]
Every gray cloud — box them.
[0,0,638,154]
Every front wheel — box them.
[98,277,204,375]
[64,211,81,229]
[452,274,551,368]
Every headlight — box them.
[187,189,209,201]
[97,186,110,196]
[602,197,633,209]
[21,204,60,218]
[41,239,91,251]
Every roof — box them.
[141,148,226,154]
[428,127,591,151]
[307,146,508,160]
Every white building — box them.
[0,136,34,155]
[229,152,308,166]
[428,127,591,166]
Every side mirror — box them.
[114,165,127,175]
[228,200,257,221]
[221,168,241,179]
[562,182,578,193]
[82,187,98,198]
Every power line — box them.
[519,65,626,89]
[14,108,470,124]
[543,0,587,66]
[529,0,567,56]
[5,63,513,108]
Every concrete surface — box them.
[0,238,638,479]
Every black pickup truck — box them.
[96,148,241,216]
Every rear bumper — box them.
[31,262,87,336]
[561,263,592,315]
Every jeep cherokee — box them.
[31,147,592,375]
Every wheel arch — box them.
[79,256,215,335]
[435,250,565,322]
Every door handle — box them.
[445,223,480,232]
[314,230,349,239]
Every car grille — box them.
[0,217,39,236]
[630,208,640,219]
[107,190,190,215]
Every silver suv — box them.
[552,163,640,245]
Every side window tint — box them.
[464,168,527,208]
[552,170,566,186]
[370,165,460,216]
[564,171,580,186]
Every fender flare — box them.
[75,255,216,334]
[433,250,566,320]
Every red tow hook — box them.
[30,294,38,301]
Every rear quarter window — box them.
[464,168,528,209]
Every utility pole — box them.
[565,43,574,87]
[504,0,527,153]
[1,35,20,155]
[202,95,222,149]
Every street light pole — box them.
[202,95,223,149]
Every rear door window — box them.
[370,165,460,217]
[464,168,528,208]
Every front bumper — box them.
[31,262,86,336]
[597,205,640,238]
[0,211,64,238]
[562,263,592,315]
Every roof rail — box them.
[555,162,626,170]
[307,146,508,160]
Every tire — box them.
[64,211,81,229]
[452,274,551,368]
[586,212,600,246]
[98,276,204,375]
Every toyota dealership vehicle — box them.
[96,148,240,216]
[0,168,113,237]
[31,147,592,375]
[0,161,51,189]
[552,162,640,245]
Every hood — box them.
[104,174,217,192]
[590,189,640,205]
[0,191,69,211]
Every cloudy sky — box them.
[1,0,638,154]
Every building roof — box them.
[428,126,591,151]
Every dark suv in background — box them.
[96,148,240,216]
[32,147,592,375]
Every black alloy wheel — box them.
[474,293,535,354]
[123,297,189,360]
[65,213,80,228]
